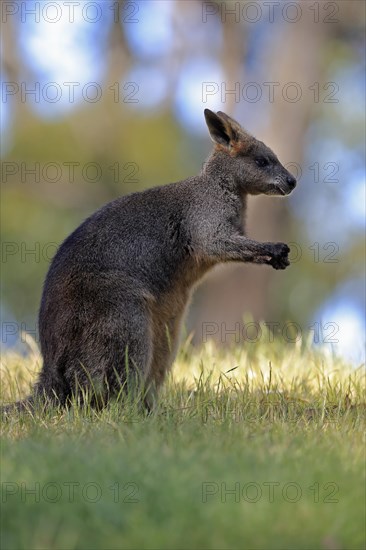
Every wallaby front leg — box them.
[206,236,290,270]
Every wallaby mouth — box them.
[269,183,291,196]
[271,174,297,196]
[275,185,287,196]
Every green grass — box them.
[1,335,365,550]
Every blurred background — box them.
[1,0,365,364]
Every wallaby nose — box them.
[286,175,296,189]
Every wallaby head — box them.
[204,109,296,196]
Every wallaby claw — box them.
[269,243,290,270]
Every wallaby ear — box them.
[216,111,242,135]
[204,109,238,147]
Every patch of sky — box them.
[291,126,365,246]
[124,65,169,110]
[314,277,366,365]
[330,64,365,123]
[123,0,224,130]
[174,57,224,134]
[123,1,174,60]
[17,1,112,117]
[231,21,281,134]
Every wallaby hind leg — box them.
[143,319,182,411]
[60,293,154,408]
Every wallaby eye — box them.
[255,157,269,168]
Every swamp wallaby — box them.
[3,109,296,414]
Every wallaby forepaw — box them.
[270,243,290,270]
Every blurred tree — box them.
[1,0,364,355]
